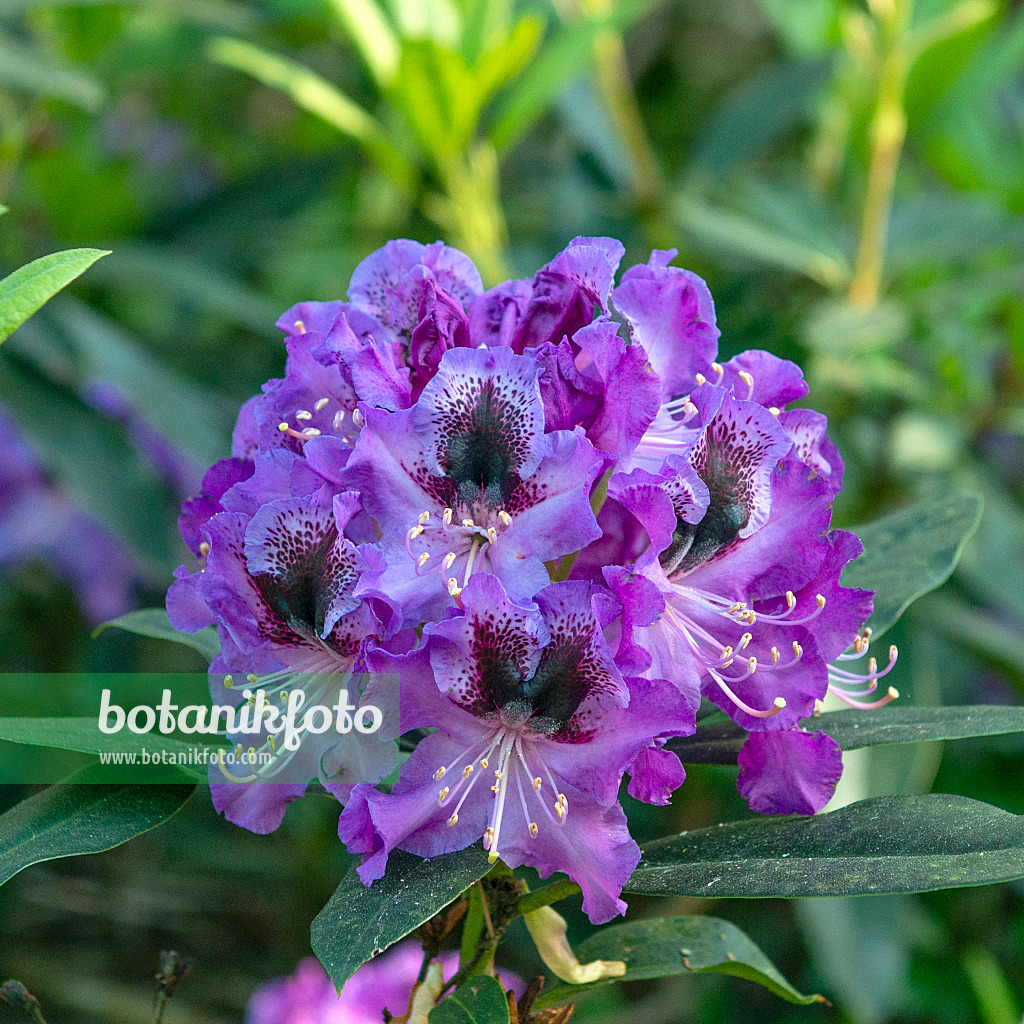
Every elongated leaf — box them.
[0,764,194,888]
[626,794,1024,899]
[535,916,823,1009]
[0,356,180,577]
[312,847,490,988]
[430,976,510,1024]
[0,718,225,781]
[842,490,983,637]
[668,704,1024,765]
[326,0,400,86]
[488,0,656,151]
[674,195,850,288]
[94,608,220,662]
[0,32,105,110]
[208,38,414,188]
[0,249,109,343]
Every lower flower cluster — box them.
[168,236,897,922]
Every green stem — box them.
[848,0,914,308]
[516,878,582,916]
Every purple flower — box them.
[341,346,604,625]
[338,574,694,923]
[246,945,521,1024]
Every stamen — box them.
[498,510,512,527]
[695,373,707,386]
[713,674,786,719]
[711,362,724,376]
[533,777,542,791]
[463,765,474,778]
[247,674,258,684]
[303,428,321,438]
[768,406,781,417]
[417,552,430,567]
[314,397,330,411]
[487,527,498,545]
[829,685,899,710]
[442,552,457,571]
[224,675,233,688]
[418,511,430,525]
[462,518,475,528]
[295,410,313,421]
[443,508,453,526]
[438,787,450,804]
[529,822,539,837]
[352,408,364,428]
[434,766,446,780]
[199,541,210,557]
[408,525,425,539]
[294,320,306,334]
[448,814,458,826]
[333,410,346,431]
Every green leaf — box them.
[94,608,220,662]
[0,32,106,110]
[674,195,851,288]
[429,976,510,1024]
[0,718,224,782]
[311,847,490,988]
[0,764,194,888]
[0,249,109,343]
[208,38,414,188]
[0,357,180,578]
[626,794,1024,899]
[488,0,656,152]
[534,916,823,1009]
[668,704,1024,765]
[842,490,984,638]
[325,0,400,86]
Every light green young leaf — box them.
[326,0,400,86]
[0,249,109,344]
[534,916,824,1009]
[0,763,194,888]
[208,38,414,188]
[94,608,221,663]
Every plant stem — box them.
[516,878,582,916]
[848,0,914,308]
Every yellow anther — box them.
[887,686,900,700]
[816,594,826,609]
[786,591,796,608]
[745,611,757,625]
[434,766,446,780]
[487,527,498,544]
[438,787,450,803]
[711,362,724,376]
[447,813,459,827]
[462,518,475,528]
[869,657,878,674]
[463,765,474,778]
[695,373,707,386]
[280,691,289,704]
[555,803,564,819]
[498,510,512,526]
[443,508,453,525]
[247,674,259,683]
[793,641,802,658]
[223,675,233,688]
[442,552,457,570]
[769,406,781,417]
[494,769,502,780]
[199,541,210,558]
[728,603,743,614]
[739,632,752,650]
[352,408,365,428]
[295,410,313,421]
[247,746,256,759]
[480,758,489,769]
[747,657,757,672]
[418,511,430,524]
[235,743,243,757]
[491,784,500,794]
[447,578,462,597]
[294,320,306,334]
[889,644,898,660]
[417,552,430,567]
[813,699,825,716]
[533,777,542,791]
[409,525,425,539]
[484,827,494,846]
[720,646,733,659]
[684,400,698,417]
[303,428,322,438]
[738,370,754,388]
[771,646,780,664]
[268,734,276,751]
[529,822,539,837]
[315,397,330,411]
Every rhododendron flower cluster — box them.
[168,237,898,923]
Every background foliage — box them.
[1,0,1024,1020]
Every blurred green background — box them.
[2,0,1024,1020]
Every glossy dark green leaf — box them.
[429,976,510,1024]
[668,704,1024,765]
[534,916,823,1009]
[0,249,109,342]
[842,490,983,638]
[0,717,224,781]
[0,764,195,888]
[626,794,1024,899]
[311,847,491,988]
[95,608,221,662]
